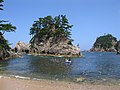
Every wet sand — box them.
[0,78,120,90]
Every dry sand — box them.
[0,77,120,90]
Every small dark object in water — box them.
[65,59,72,63]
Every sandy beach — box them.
[0,77,120,90]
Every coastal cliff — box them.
[0,33,18,60]
[0,32,10,59]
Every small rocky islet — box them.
[90,34,120,54]
[14,15,81,57]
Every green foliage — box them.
[0,22,16,34]
[94,34,117,49]
[30,15,73,43]
[0,0,3,10]
[0,34,10,50]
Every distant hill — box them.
[90,34,118,52]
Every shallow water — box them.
[0,52,120,84]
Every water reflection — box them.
[29,56,71,78]
[0,60,9,74]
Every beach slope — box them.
[0,78,120,90]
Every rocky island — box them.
[2,15,81,59]
[90,34,120,54]
[28,15,81,57]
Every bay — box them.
[0,52,120,84]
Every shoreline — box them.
[29,53,83,58]
[0,77,120,90]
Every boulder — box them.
[75,77,86,82]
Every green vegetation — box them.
[30,15,73,44]
[0,0,16,50]
[0,33,10,50]
[94,34,117,49]
[0,0,3,10]
[0,21,16,35]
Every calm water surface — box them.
[0,52,120,84]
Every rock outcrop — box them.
[90,34,118,52]
[115,41,120,54]
[14,41,30,54]
[30,36,80,57]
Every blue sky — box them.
[1,0,120,50]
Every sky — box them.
[1,0,120,50]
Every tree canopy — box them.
[94,34,117,49]
[30,15,73,43]
[0,21,16,34]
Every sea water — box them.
[0,52,120,85]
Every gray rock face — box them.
[47,44,80,55]
[0,49,19,60]
[14,41,30,54]
[115,41,120,54]
[0,33,19,60]
[30,36,81,56]
[90,46,117,52]
[0,49,10,59]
